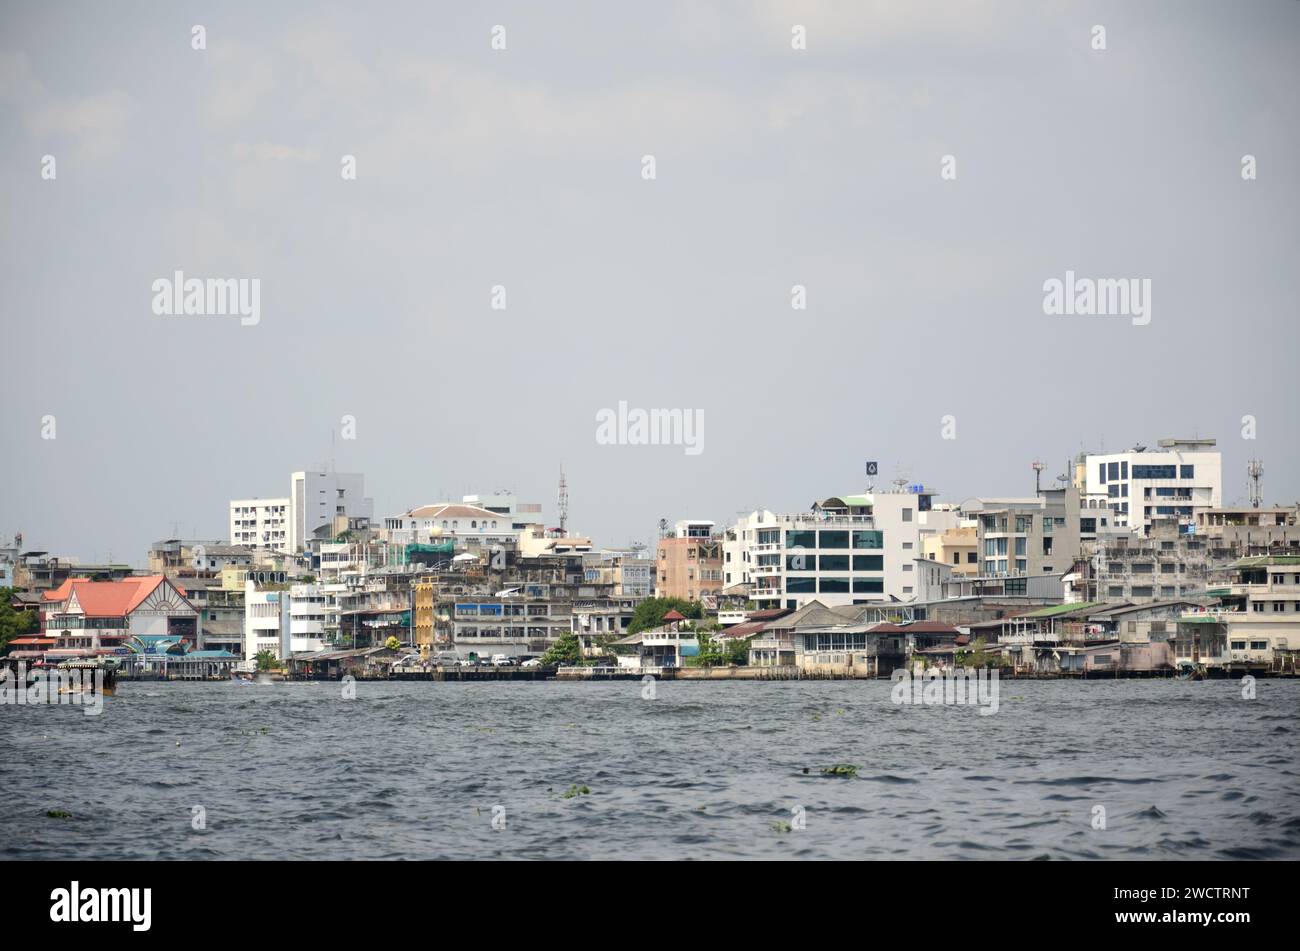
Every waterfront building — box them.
[38,575,198,657]
[723,486,960,611]
[1081,438,1222,536]
[1175,556,1300,671]
[655,520,723,603]
[243,580,328,661]
[609,610,699,669]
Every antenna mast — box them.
[557,466,569,535]
[1248,459,1263,509]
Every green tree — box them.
[690,629,750,667]
[0,589,38,652]
[627,597,703,635]
[384,635,401,651]
[541,633,582,666]
[254,650,278,671]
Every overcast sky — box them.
[1,1,1297,566]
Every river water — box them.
[3,678,1298,860]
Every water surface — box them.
[3,679,1298,859]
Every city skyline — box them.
[2,1,1297,566]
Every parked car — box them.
[456,658,479,667]
[433,652,460,666]
[395,654,421,667]
[520,658,543,668]
[490,654,515,667]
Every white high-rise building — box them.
[1083,438,1222,536]
[229,498,291,551]
[243,580,328,662]
[290,471,374,552]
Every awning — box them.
[7,637,56,646]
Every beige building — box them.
[656,520,722,603]
[922,526,979,576]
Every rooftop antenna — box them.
[1248,459,1264,509]
[1031,461,1046,495]
[557,466,569,535]
[658,518,670,539]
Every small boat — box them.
[231,672,255,685]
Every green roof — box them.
[1020,601,1107,618]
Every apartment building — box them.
[1174,556,1300,669]
[922,525,979,576]
[656,520,723,603]
[243,580,328,661]
[460,492,548,531]
[971,486,1082,591]
[229,498,291,551]
[1082,438,1222,535]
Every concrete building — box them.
[1175,556,1300,671]
[243,580,328,662]
[922,525,979,576]
[229,498,291,551]
[723,487,961,611]
[460,492,548,532]
[291,471,374,552]
[383,502,517,550]
[971,486,1082,589]
[656,520,723,603]
[1082,438,1222,536]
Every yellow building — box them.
[922,526,979,576]
[414,576,438,655]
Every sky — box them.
[1,0,1297,567]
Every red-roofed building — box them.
[40,576,198,655]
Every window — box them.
[819,577,850,593]
[852,578,883,594]
[786,530,816,549]
[819,531,849,549]
[852,554,883,571]
[1099,464,1106,484]
[820,554,850,571]
[1014,537,1026,556]
[902,508,913,522]
[1121,461,1128,479]
[786,554,816,572]
[1180,464,1194,479]
[1107,462,1119,481]
[966,552,977,563]
[1133,464,1177,479]
[852,530,883,549]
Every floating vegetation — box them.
[560,784,591,799]
[821,764,859,778]
[771,820,792,833]
[46,810,71,819]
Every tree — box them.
[0,589,38,652]
[384,635,401,651]
[542,633,582,666]
[254,650,278,671]
[690,629,750,667]
[627,598,703,635]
